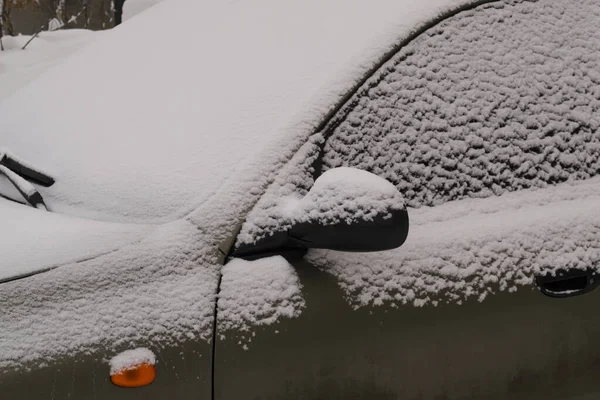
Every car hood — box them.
[0,0,480,224]
[0,200,151,283]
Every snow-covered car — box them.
[2,0,600,399]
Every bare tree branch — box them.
[0,0,4,51]
[22,3,86,50]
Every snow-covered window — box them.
[322,0,600,209]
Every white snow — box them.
[0,200,151,282]
[0,165,38,198]
[47,18,65,32]
[122,0,165,22]
[234,133,324,246]
[0,220,219,371]
[307,178,600,308]
[323,0,600,209]
[236,164,405,247]
[235,0,600,313]
[0,0,486,224]
[218,256,305,334]
[0,30,97,102]
[3,0,584,374]
[109,348,156,374]
[291,167,405,225]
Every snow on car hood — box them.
[0,0,486,224]
[0,201,150,282]
[0,30,97,102]
[307,177,600,308]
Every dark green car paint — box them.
[215,261,600,400]
[0,340,211,399]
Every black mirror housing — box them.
[232,168,409,260]
[288,207,409,252]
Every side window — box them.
[322,0,600,209]
[305,0,600,309]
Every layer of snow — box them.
[235,0,600,312]
[0,30,97,102]
[109,348,156,374]
[410,176,600,226]
[218,256,304,334]
[324,0,600,209]
[307,178,600,308]
[123,0,165,22]
[0,0,485,224]
[0,0,539,371]
[0,200,151,282]
[235,134,323,246]
[291,167,405,225]
[0,220,219,371]
[0,166,38,198]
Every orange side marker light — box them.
[109,348,157,388]
[111,363,156,388]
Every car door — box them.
[215,0,600,398]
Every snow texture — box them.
[291,167,405,226]
[0,0,510,371]
[0,0,486,224]
[109,347,156,374]
[307,178,600,308]
[236,148,405,249]
[48,18,65,32]
[0,220,219,372]
[0,200,151,281]
[235,134,323,246]
[241,0,600,311]
[218,256,305,333]
[0,30,96,102]
[323,0,600,209]
[122,0,165,22]
[0,165,37,198]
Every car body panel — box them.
[0,219,219,400]
[216,1,600,399]
[0,340,211,400]
[0,198,151,282]
[215,261,600,400]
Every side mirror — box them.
[232,167,409,260]
[287,167,408,252]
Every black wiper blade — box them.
[0,150,55,187]
[0,150,54,210]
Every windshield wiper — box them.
[0,150,55,211]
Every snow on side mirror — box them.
[232,167,409,260]
[286,167,408,252]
